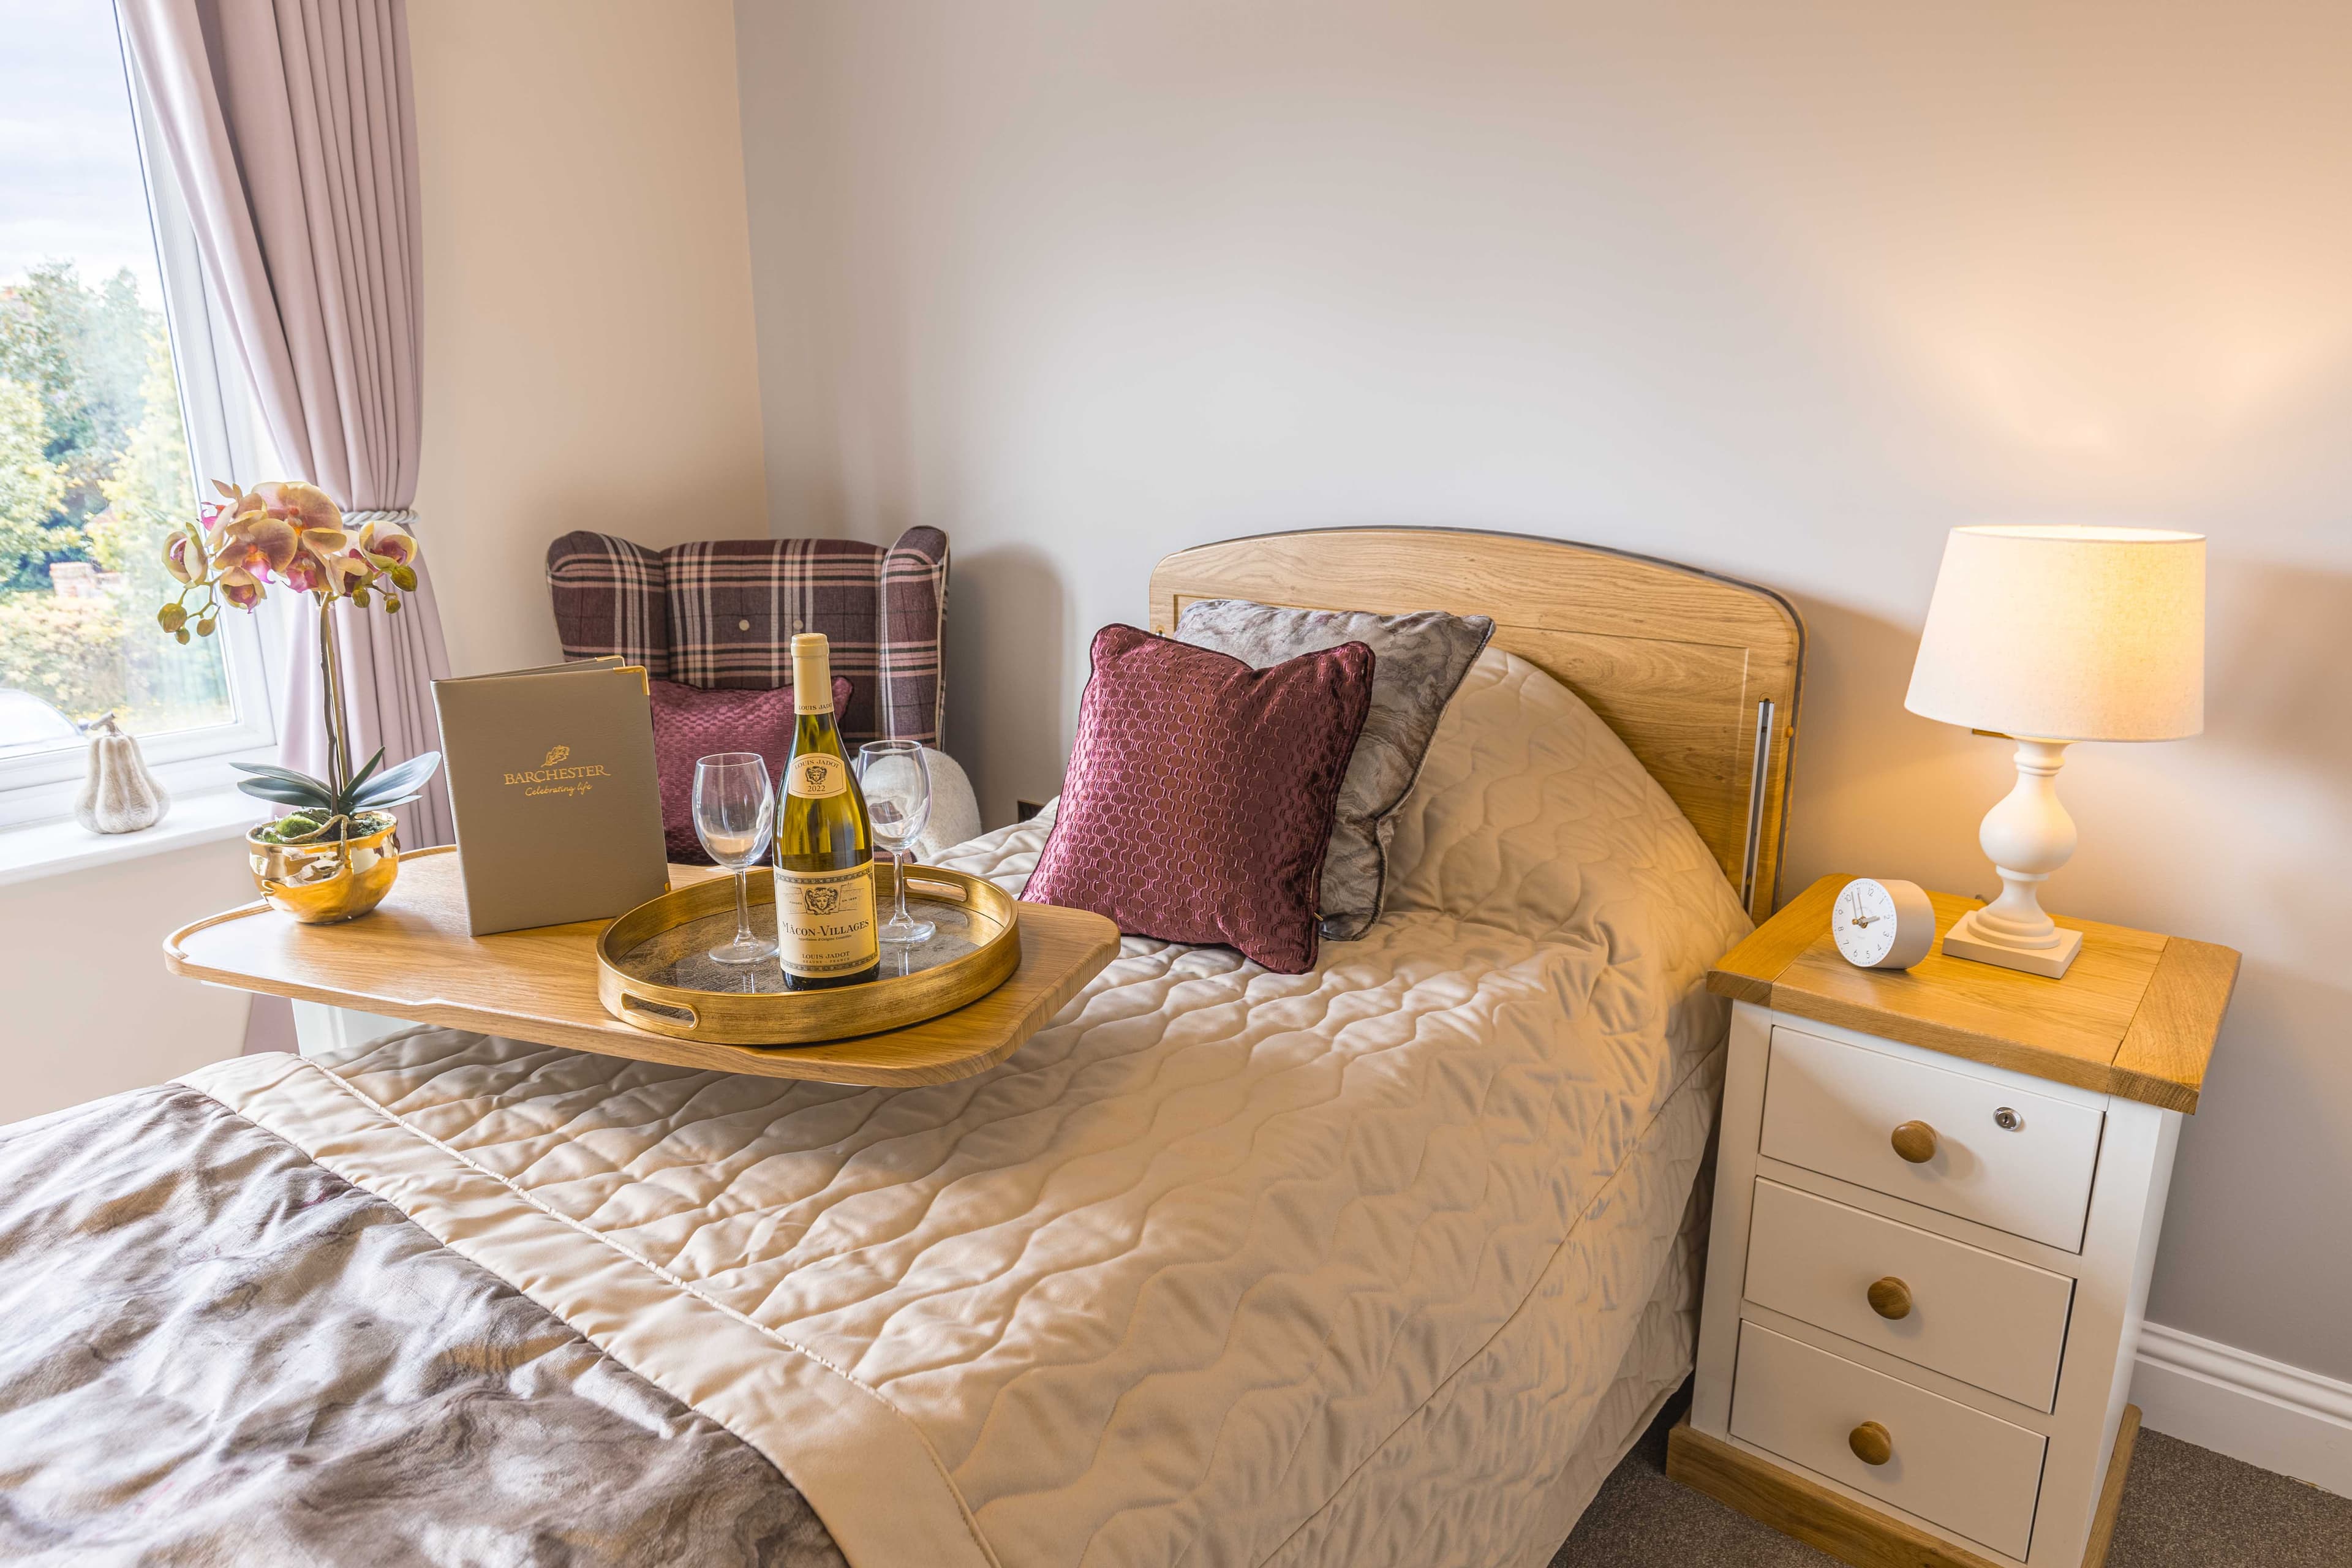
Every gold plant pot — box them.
[247,818,401,924]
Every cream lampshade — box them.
[1904,524,2205,977]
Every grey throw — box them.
[1177,598,1495,939]
[0,1085,845,1567]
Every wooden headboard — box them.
[1148,527,1805,922]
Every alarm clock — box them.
[1832,877,1936,970]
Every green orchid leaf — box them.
[351,779,429,809]
[352,792,421,811]
[236,777,336,807]
[232,774,328,800]
[345,748,388,797]
[230,761,336,791]
[358,751,442,801]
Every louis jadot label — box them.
[786,752,849,799]
[775,864,876,978]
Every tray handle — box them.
[620,994,700,1029]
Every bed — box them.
[0,527,1802,1568]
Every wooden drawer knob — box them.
[1890,1120,1939,1164]
[1849,1421,1894,1466]
[1868,1276,1913,1319]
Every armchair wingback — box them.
[544,527,949,747]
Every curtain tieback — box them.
[344,507,420,531]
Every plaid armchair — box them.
[543,527,949,746]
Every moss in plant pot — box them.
[252,809,399,846]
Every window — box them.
[0,0,276,826]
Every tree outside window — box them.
[0,1,236,761]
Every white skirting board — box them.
[2133,1321,2352,1499]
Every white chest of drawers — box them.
[1669,877,2237,1568]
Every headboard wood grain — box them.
[1148,527,1805,922]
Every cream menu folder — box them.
[432,662,669,935]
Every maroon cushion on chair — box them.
[1025,625,1374,974]
[650,676,851,864]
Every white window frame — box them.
[0,16,285,829]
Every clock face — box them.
[1834,878,1901,966]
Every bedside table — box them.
[1668,875,2238,1568]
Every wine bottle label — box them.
[785,752,849,799]
[774,864,877,979]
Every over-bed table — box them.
[1,527,1801,1568]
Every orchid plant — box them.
[156,480,440,845]
[160,479,417,632]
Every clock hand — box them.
[1850,913,1877,928]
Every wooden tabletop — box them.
[165,846,1121,1088]
[1710,875,2237,1114]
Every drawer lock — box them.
[1849,1420,1894,1466]
[1994,1106,2024,1131]
[1866,1276,1913,1320]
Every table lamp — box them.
[1904,524,2205,978]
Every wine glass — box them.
[693,752,777,964]
[856,740,934,945]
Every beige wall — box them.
[411,0,768,676]
[735,1,2352,1379]
[1,838,257,1121]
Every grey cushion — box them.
[1175,598,1494,940]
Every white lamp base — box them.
[1947,736,2084,980]
[1941,909,2082,978]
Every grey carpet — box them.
[1551,1385,2352,1566]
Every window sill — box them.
[0,790,263,891]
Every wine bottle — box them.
[773,633,880,988]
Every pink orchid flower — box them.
[213,510,300,578]
[160,529,206,585]
[326,550,374,596]
[217,564,266,609]
[359,518,418,567]
[282,552,327,594]
[157,479,417,657]
[251,481,343,535]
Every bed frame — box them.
[1149,527,1806,922]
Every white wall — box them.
[734,1,2352,1383]
[410,0,769,676]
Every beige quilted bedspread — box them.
[184,651,1751,1568]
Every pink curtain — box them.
[118,0,452,844]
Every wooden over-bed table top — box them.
[164,846,1120,1087]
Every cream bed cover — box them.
[181,650,1752,1568]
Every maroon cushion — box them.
[650,676,851,864]
[1026,625,1373,973]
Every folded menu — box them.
[433,658,670,935]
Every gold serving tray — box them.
[597,864,1022,1046]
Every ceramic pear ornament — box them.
[75,714,170,834]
